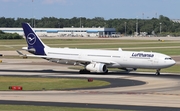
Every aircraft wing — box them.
[17,50,116,65]
[26,54,116,65]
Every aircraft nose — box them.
[162,58,176,68]
[168,59,176,66]
[171,59,176,65]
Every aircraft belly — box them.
[119,58,156,69]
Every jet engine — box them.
[86,63,107,73]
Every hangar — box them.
[0,27,116,37]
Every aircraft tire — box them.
[156,72,160,76]
[79,69,90,74]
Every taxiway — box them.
[0,59,180,110]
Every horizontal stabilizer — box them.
[16,50,24,55]
[16,50,27,58]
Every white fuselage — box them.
[44,47,175,69]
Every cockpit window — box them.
[165,58,172,60]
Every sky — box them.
[0,0,180,20]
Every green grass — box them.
[0,39,26,45]
[42,39,157,44]
[69,64,180,74]
[0,39,180,55]
[48,42,180,48]
[0,76,110,91]
[0,39,155,45]
[0,105,130,111]
[136,64,180,73]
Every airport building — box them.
[0,27,116,37]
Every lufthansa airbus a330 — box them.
[19,23,176,75]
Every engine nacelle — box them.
[86,63,107,73]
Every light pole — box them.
[31,0,35,27]
[125,22,127,36]
[80,16,81,28]
[135,16,139,36]
[34,16,35,28]
[136,19,138,36]
[160,23,162,34]
[58,23,60,28]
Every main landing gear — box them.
[105,69,108,74]
[79,69,109,74]
[156,69,161,76]
[79,69,90,74]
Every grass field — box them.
[0,76,110,91]
[69,64,180,74]
[0,105,128,111]
[0,39,180,55]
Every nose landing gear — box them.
[156,69,161,76]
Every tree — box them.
[1,15,180,36]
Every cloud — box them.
[43,0,67,4]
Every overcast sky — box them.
[0,0,180,20]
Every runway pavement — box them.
[0,59,180,110]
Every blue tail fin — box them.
[22,23,48,55]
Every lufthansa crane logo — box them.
[27,33,36,45]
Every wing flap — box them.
[25,54,116,64]
[17,50,116,65]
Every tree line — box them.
[0,15,180,36]
[0,30,23,39]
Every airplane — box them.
[19,23,176,75]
